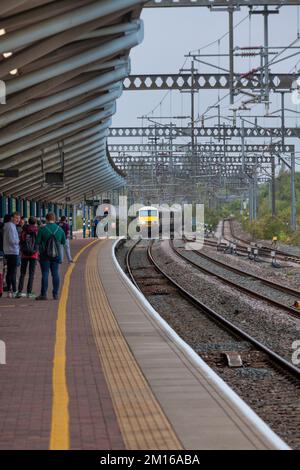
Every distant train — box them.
[137,206,159,229]
[96,202,194,239]
[137,206,183,238]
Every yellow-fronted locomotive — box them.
[137,206,160,229]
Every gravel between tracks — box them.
[201,243,300,291]
[231,219,300,258]
[178,242,300,311]
[152,240,300,365]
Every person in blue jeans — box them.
[36,213,66,301]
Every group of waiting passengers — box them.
[0,212,73,300]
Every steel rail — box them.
[225,219,300,264]
[143,241,300,380]
[204,238,278,260]
[170,238,300,318]
[125,239,143,291]
[184,238,300,299]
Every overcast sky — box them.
[111,5,300,160]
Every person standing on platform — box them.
[36,213,66,301]
[0,215,12,292]
[16,217,39,299]
[0,218,4,257]
[16,216,26,237]
[0,215,12,249]
[58,215,73,263]
[93,217,99,238]
[3,212,20,298]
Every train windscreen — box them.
[140,210,158,217]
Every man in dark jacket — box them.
[16,217,39,299]
[36,213,66,301]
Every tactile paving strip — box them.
[85,244,182,450]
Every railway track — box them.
[125,239,300,380]
[121,238,300,448]
[172,238,300,319]
[224,218,300,265]
[204,237,270,260]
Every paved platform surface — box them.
[0,239,284,450]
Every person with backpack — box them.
[3,212,20,298]
[16,216,26,237]
[16,217,39,299]
[58,216,73,263]
[36,213,66,301]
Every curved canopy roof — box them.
[0,0,145,203]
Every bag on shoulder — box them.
[45,226,60,260]
[22,231,37,256]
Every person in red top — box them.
[16,217,39,299]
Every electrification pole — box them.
[229,2,235,105]
[250,7,278,109]
[271,155,276,217]
[241,119,245,173]
[291,150,297,231]
[191,60,196,178]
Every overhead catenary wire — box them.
[139,6,300,171]
[188,11,251,55]
[142,57,189,118]
[197,6,300,124]
[142,10,252,121]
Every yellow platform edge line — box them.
[85,242,183,450]
[50,239,99,451]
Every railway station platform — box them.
[0,239,288,450]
